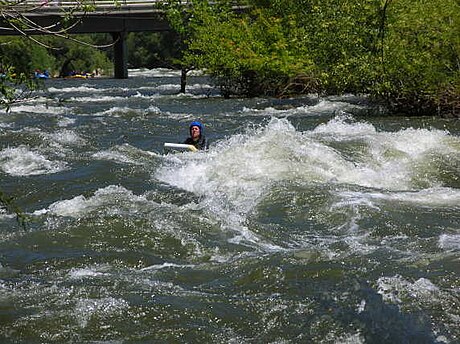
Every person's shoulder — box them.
[200,136,209,149]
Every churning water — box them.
[0,69,459,343]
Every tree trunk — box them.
[180,68,187,93]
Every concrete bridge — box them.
[0,1,183,78]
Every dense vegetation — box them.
[170,0,460,116]
[0,33,177,78]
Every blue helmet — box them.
[189,121,203,134]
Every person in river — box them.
[183,121,208,150]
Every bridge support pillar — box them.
[112,32,128,79]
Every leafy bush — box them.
[172,0,460,115]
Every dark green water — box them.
[0,69,459,343]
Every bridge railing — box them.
[3,1,248,17]
[5,1,168,15]
[10,0,165,7]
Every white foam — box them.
[129,67,181,78]
[74,297,129,328]
[34,185,149,218]
[312,114,376,136]
[57,117,76,127]
[99,106,141,116]
[0,122,14,128]
[69,95,129,103]
[43,129,86,146]
[241,106,289,116]
[334,332,365,344]
[146,105,162,113]
[47,85,103,93]
[93,143,155,164]
[186,83,215,92]
[335,187,460,209]
[128,67,207,78]
[92,146,144,166]
[377,275,440,304]
[132,91,154,99]
[395,188,460,207]
[158,116,410,211]
[313,116,457,190]
[156,116,460,251]
[154,84,181,92]
[357,299,366,313]
[309,99,354,114]
[0,145,67,176]
[241,99,360,118]
[157,118,316,249]
[68,267,110,279]
[439,234,460,250]
[140,262,196,271]
[95,105,160,116]
[5,103,68,115]
[388,127,451,160]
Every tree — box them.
[376,0,460,115]
[126,31,182,69]
[170,0,459,115]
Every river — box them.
[0,69,459,343]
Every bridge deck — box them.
[0,0,171,35]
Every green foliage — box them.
[126,32,182,68]
[376,0,460,114]
[0,34,113,110]
[50,35,113,75]
[0,36,56,74]
[177,2,313,96]
[0,3,113,110]
[0,64,41,111]
[175,0,383,96]
[168,0,460,115]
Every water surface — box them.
[0,69,459,343]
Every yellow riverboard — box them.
[164,143,198,152]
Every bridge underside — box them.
[4,13,171,34]
[0,13,170,78]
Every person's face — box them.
[191,126,200,139]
